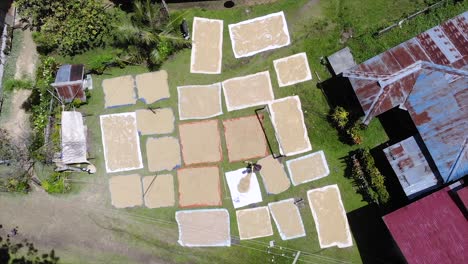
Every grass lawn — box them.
[45,0,467,263]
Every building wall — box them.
[55,83,85,103]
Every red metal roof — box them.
[458,186,468,209]
[383,186,468,264]
[347,12,468,122]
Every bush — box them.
[88,54,115,74]
[330,106,349,128]
[28,56,59,162]
[42,172,71,194]
[18,0,114,56]
[3,78,33,91]
[329,106,364,145]
[350,149,390,205]
[346,121,363,145]
[71,98,86,108]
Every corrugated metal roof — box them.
[55,64,84,83]
[345,12,468,184]
[383,186,468,264]
[383,136,438,197]
[405,69,468,183]
[347,11,467,121]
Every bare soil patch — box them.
[2,89,31,148]
[15,29,38,80]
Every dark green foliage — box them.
[350,149,390,204]
[88,54,115,74]
[116,0,188,68]
[16,0,114,56]
[27,56,59,162]
[0,225,60,263]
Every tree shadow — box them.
[318,76,363,117]
[377,107,417,144]
[347,204,406,264]
[370,144,409,214]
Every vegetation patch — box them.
[16,0,114,55]
[42,171,71,194]
[349,148,390,205]
[329,106,364,145]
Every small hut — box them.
[51,64,91,103]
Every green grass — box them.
[44,0,468,263]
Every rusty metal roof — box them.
[345,12,468,184]
[347,11,468,122]
[404,69,467,183]
[383,136,438,198]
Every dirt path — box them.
[0,190,174,264]
[15,29,38,80]
[2,89,31,147]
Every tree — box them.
[0,225,59,264]
[15,0,114,55]
[116,0,187,68]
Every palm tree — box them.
[117,0,187,69]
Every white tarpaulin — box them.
[225,168,262,209]
[61,111,87,164]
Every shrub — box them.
[350,149,390,205]
[88,54,115,74]
[329,106,364,145]
[346,122,363,145]
[330,106,349,128]
[42,172,71,194]
[17,0,114,56]
[71,98,86,108]
[28,56,59,162]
